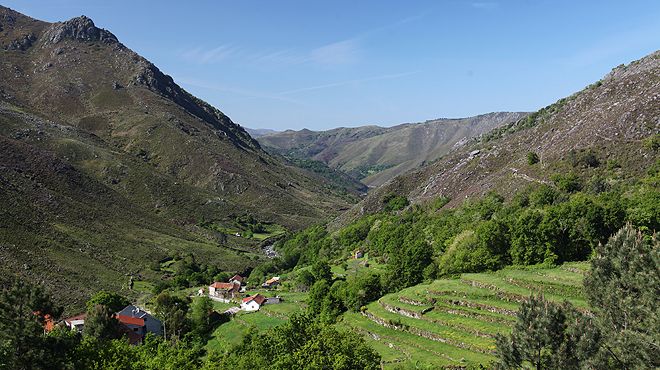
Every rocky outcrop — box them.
[43,16,118,45]
[4,33,35,51]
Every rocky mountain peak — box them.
[44,15,118,45]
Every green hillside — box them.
[338,262,589,369]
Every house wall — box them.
[241,301,260,311]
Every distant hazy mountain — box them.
[257,112,528,187]
[245,128,280,137]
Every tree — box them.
[344,273,382,311]
[307,279,330,315]
[211,312,380,370]
[584,225,659,368]
[495,295,601,370]
[384,239,432,291]
[295,269,315,291]
[311,260,333,283]
[190,297,214,334]
[154,292,190,341]
[84,304,121,340]
[86,290,130,313]
[0,278,62,370]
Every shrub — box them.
[527,151,539,165]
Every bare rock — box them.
[44,15,118,45]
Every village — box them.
[44,274,284,345]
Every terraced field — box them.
[338,262,589,369]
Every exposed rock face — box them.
[5,33,35,50]
[44,15,118,44]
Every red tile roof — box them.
[242,294,266,305]
[210,282,236,290]
[116,315,145,327]
[230,274,243,282]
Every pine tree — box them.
[84,304,121,340]
[495,295,600,369]
[0,278,62,370]
[584,224,659,368]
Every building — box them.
[229,274,244,286]
[240,294,266,311]
[63,313,87,332]
[117,305,162,336]
[354,250,364,259]
[261,276,280,289]
[117,314,146,343]
[209,281,240,301]
[265,296,282,305]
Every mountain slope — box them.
[336,51,659,225]
[258,112,527,187]
[0,7,353,307]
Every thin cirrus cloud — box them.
[276,71,420,96]
[179,38,361,67]
[177,71,419,104]
[179,44,241,64]
[178,13,425,66]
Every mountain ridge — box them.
[257,112,528,187]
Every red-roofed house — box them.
[209,281,240,302]
[117,314,146,344]
[229,274,244,286]
[240,294,267,311]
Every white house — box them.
[63,313,87,332]
[240,294,266,311]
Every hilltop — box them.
[0,7,354,308]
[257,112,527,187]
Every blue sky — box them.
[5,1,660,130]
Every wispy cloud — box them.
[180,44,241,64]
[277,71,420,95]
[178,13,426,67]
[177,78,303,105]
[309,39,361,65]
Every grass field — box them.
[205,289,307,354]
[336,262,589,369]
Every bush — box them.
[382,193,409,212]
[527,151,539,165]
[552,173,582,193]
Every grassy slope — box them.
[205,290,307,353]
[337,262,588,369]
